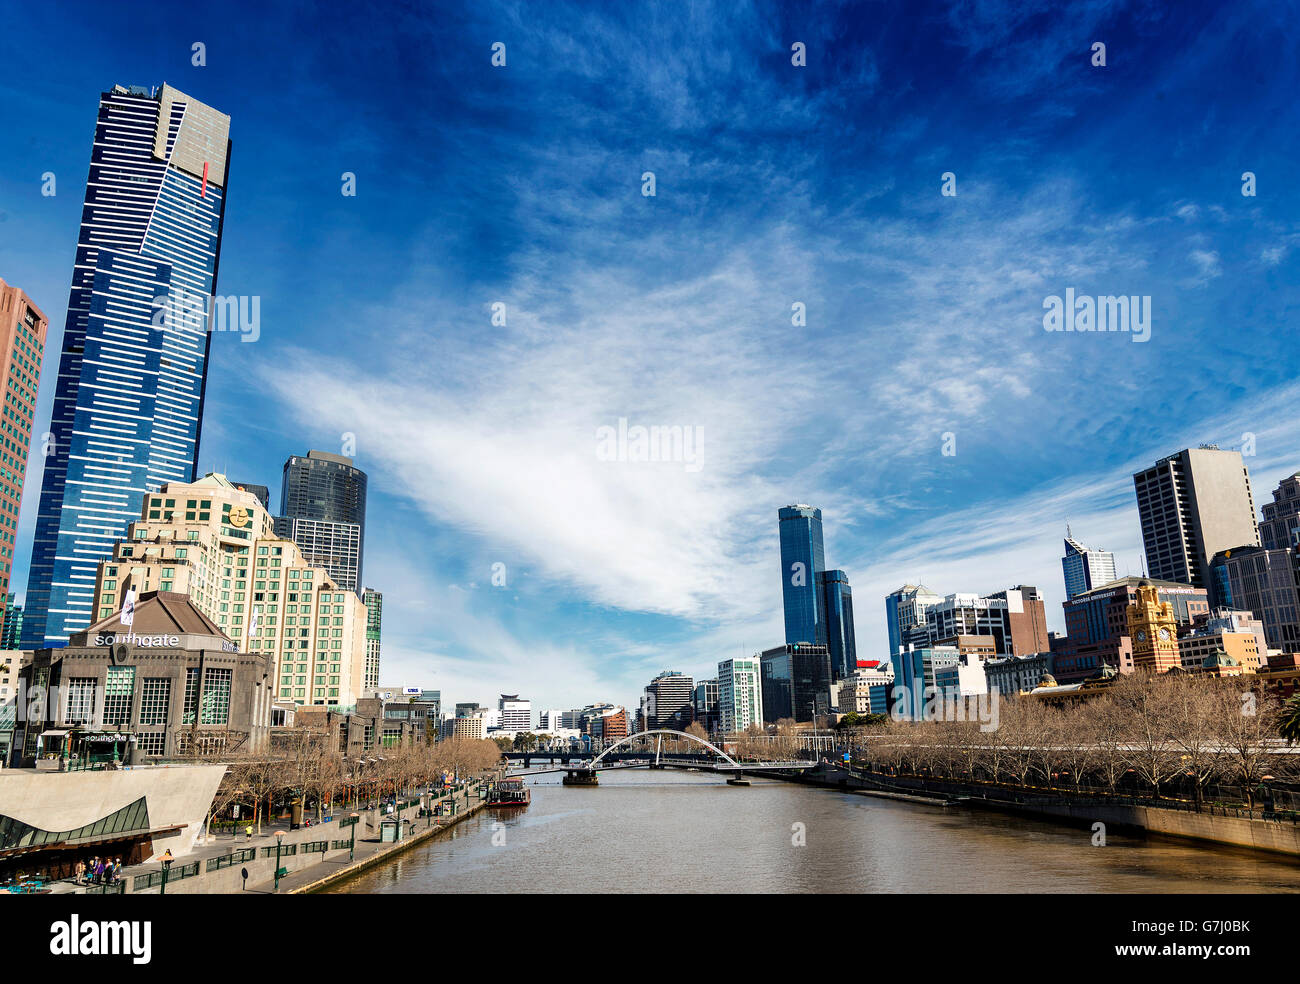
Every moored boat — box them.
[487,778,531,806]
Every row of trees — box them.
[207,734,502,838]
[858,674,1299,808]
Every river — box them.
[327,770,1300,893]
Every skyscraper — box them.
[817,569,857,679]
[275,450,368,592]
[0,280,48,635]
[885,584,941,656]
[759,643,832,724]
[1061,534,1117,600]
[362,586,382,692]
[23,84,232,647]
[778,504,826,646]
[642,670,695,729]
[1132,446,1259,598]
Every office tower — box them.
[362,587,382,692]
[778,505,826,646]
[817,569,857,680]
[1210,546,1300,654]
[717,656,763,734]
[885,584,942,656]
[231,482,270,512]
[642,670,695,729]
[23,84,232,648]
[275,450,368,592]
[90,473,368,707]
[693,679,719,734]
[1132,446,1259,597]
[1061,534,1117,600]
[592,706,628,742]
[922,586,1050,658]
[1259,472,1300,550]
[889,645,961,721]
[498,694,531,731]
[0,280,48,629]
[759,643,832,724]
[0,594,22,650]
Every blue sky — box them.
[1,0,1298,715]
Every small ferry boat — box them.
[487,778,531,806]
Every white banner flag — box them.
[121,589,137,627]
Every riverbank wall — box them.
[753,765,1300,858]
[287,795,490,894]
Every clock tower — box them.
[1126,580,1179,673]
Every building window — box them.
[140,678,171,725]
[65,678,98,725]
[136,732,166,756]
[183,668,200,724]
[104,666,135,725]
[201,668,232,725]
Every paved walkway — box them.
[246,785,484,894]
[56,778,489,894]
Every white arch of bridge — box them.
[587,729,740,769]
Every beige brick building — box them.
[90,474,368,708]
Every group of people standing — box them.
[76,857,122,886]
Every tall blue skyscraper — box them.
[778,504,826,647]
[818,569,857,679]
[23,84,231,647]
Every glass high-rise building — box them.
[276,450,368,591]
[1061,534,1117,600]
[817,569,857,680]
[778,504,826,647]
[23,84,232,647]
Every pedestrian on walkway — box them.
[246,824,254,842]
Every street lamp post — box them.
[349,812,359,861]
[273,831,286,893]
[158,850,174,896]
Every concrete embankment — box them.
[754,765,1300,858]
[285,795,489,894]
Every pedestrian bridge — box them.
[506,729,816,779]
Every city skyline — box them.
[1,1,1299,711]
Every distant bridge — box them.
[504,730,816,779]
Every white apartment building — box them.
[718,656,763,733]
[90,474,368,707]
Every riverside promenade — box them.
[59,775,495,895]
[758,762,1300,858]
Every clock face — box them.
[1159,628,1170,641]
[1136,630,1146,642]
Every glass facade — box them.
[23,84,231,647]
[778,505,826,647]
[278,451,368,589]
[759,644,832,724]
[817,569,857,680]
